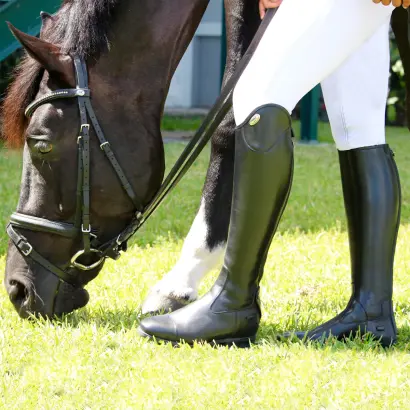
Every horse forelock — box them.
[2,0,120,147]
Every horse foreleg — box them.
[141,199,226,314]
[141,0,261,315]
[141,110,238,315]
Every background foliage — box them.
[0,31,409,139]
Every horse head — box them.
[3,0,209,318]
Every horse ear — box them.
[7,22,72,79]
[40,11,55,38]
[40,11,53,21]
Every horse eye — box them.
[36,141,53,154]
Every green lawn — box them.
[1,123,410,408]
[161,115,205,132]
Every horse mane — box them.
[2,0,119,147]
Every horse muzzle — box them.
[5,249,90,319]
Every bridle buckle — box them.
[81,224,91,233]
[80,124,90,132]
[21,243,33,256]
[100,141,110,150]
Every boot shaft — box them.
[218,104,294,309]
[339,145,401,312]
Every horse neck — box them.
[88,0,209,121]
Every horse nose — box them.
[8,279,30,308]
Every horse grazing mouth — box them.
[6,267,90,319]
[7,276,34,319]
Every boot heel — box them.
[366,317,397,347]
[213,335,256,348]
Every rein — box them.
[7,9,277,287]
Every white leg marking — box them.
[142,201,226,313]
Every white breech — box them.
[233,0,393,151]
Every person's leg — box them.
[322,22,390,151]
[233,0,392,124]
[139,105,294,345]
[138,0,394,345]
[291,22,401,346]
[291,146,400,347]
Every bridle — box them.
[7,56,146,286]
[5,9,276,290]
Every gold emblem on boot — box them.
[249,114,261,126]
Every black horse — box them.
[3,0,410,319]
[2,0,209,318]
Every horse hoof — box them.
[140,289,192,316]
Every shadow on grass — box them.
[53,306,143,332]
[46,304,410,352]
[258,321,410,352]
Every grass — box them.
[1,122,410,408]
[161,115,205,132]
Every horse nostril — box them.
[8,280,29,306]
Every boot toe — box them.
[138,315,179,342]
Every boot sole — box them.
[138,326,256,348]
[282,319,397,348]
[283,331,396,348]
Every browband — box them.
[25,88,90,118]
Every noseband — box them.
[7,57,145,286]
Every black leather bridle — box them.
[7,57,145,286]
[5,9,276,289]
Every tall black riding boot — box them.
[138,104,294,345]
[290,145,401,347]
